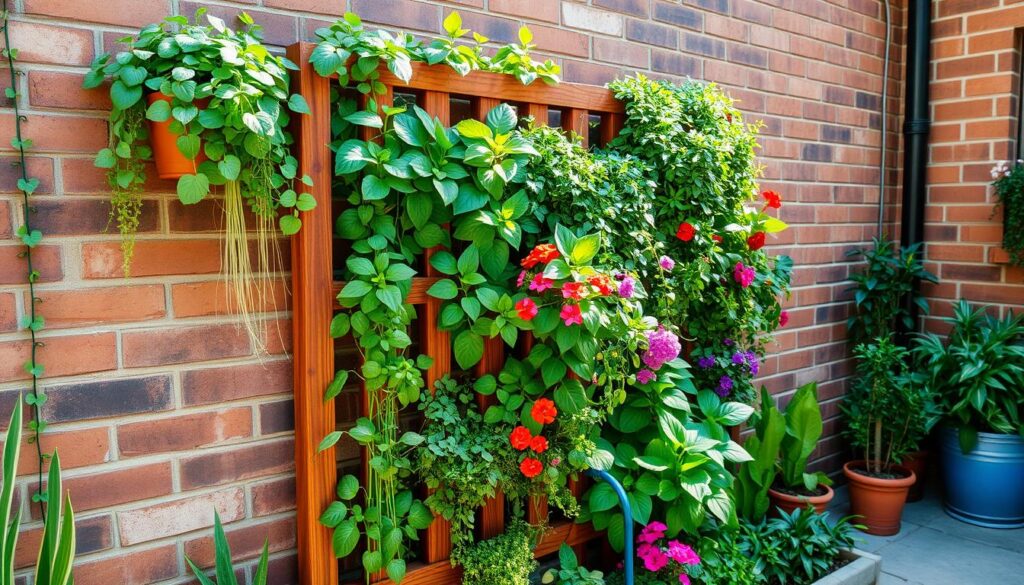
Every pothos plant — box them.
[84,10,313,349]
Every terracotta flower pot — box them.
[146,93,206,179]
[843,460,915,536]
[901,450,928,502]
[767,484,835,517]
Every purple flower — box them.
[731,351,745,365]
[618,275,636,299]
[716,375,733,396]
[745,350,760,375]
[723,338,734,346]
[659,255,675,271]
[643,327,681,371]
[697,356,716,369]
[636,369,657,384]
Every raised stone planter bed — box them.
[811,549,881,585]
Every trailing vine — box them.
[1,0,48,518]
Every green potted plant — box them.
[915,300,1024,528]
[735,383,833,521]
[840,337,921,535]
[991,161,1024,266]
[83,9,312,349]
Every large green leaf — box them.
[780,382,823,488]
[176,173,210,204]
[453,330,484,369]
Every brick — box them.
[34,463,173,517]
[30,285,165,329]
[530,25,591,58]
[25,0,170,27]
[180,2,297,46]
[82,239,222,279]
[936,55,995,79]
[652,50,700,77]
[30,198,159,236]
[595,0,649,17]
[170,279,290,318]
[351,0,439,32]
[0,157,55,195]
[0,293,14,333]
[459,11,520,44]
[123,324,252,368]
[16,427,111,476]
[562,60,622,85]
[7,21,93,66]
[72,544,178,585]
[40,375,172,424]
[706,14,749,42]
[259,399,294,435]
[264,0,345,15]
[802,144,834,162]
[683,33,725,59]
[489,0,559,23]
[182,360,293,406]
[0,244,62,284]
[28,71,110,111]
[184,516,296,568]
[119,407,252,456]
[728,43,768,68]
[562,3,623,36]
[941,262,1002,282]
[653,1,702,31]
[626,20,678,49]
[252,476,297,517]
[63,157,176,195]
[117,488,245,545]
[17,515,112,569]
[593,37,649,68]
[0,114,107,154]
[0,332,116,383]
[179,438,294,490]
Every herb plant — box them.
[845,237,937,345]
[455,519,539,585]
[914,300,1024,452]
[991,161,1024,265]
[542,543,606,585]
[745,509,858,585]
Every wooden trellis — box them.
[287,41,626,585]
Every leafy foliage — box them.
[455,520,539,585]
[845,237,937,345]
[992,161,1024,266]
[186,512,270,585]
[777,383,829,491]
[84,9,313,272]
[914,300,1024,452]
[742,509,858,585]
[542,543,606,585]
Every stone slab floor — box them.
[829,486,1024,584]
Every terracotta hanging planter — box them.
[843,460,915,536]
[901,450,928,502]
[767,483,835,517]
[146,93,206,179]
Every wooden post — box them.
[287,42,338,585]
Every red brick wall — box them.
[926,1,1024,327]
[0,1,902,583]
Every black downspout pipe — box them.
[901,0,931,334]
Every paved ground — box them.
[829,485,1024,584]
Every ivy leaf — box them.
[17,178,39,195]
[485,103,517,135]
[375,285,404,312]
[406,193,433,229]
[176,134,201,160]
[320,502,348,528]
[145,98,171,122]
[110,80,142,109]
[428,251,458,275]
[279,214,302,236]
[407,501,434,529]
[324,370,349,401]
[94,148,116,169]
[318,431,342,452]
[426,279,458,300]
[198,108,225,129]
[554,379,587,415]
[345,110,383,128]
[329,314,351,338]
[361,175,390,201]
[455,119,492,140]
[589,483,618,512]
[176,173,210,205]
[218,155,241,181]
[288,93,310,114]
[333,519,359,557]
[386,559,406,584]
[310,43,345,76]
[337,475,360,500]
[453,330,484,369]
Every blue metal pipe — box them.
[585,469,633,585]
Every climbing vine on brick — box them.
[1,0,49,517]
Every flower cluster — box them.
[693,340,761,402]
[637,327,682,384]
[635,521,701,585]
[509,398,559,479]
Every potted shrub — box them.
[991,161,1024,266]
[83,10,312,349]
[735,383,833,521]
[841,337,920,535]
[915,300,1024,528]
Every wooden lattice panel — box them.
[288,41,625,585]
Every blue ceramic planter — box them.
[940,426,1024,529]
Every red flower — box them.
[531,398,558,425]
[562,281,585,300]
[747,231,766,251]
[559,304,583,326]
[510,426,533,450]
[762,190,782,209]
[520,457,543,478]
[521,244,560,269]
[588,275,614,296]
[712,234,723,243]
[676,222,695,242]
[530,435,548,454]
[779,310,789,327]
[515,298,538,321]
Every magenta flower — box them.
[666,540,701,565]
[659,255,675,271]
[733,262,755,288]
[530,273,554,293]
[517,270,527,287]
[638,521,667,543]
[618,275,636,298]
[679,575,691,585]
[560,304,583,326]
[637,543,670,572]
[636,369,656,384]
[642,327,681,371]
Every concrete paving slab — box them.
[875,526,1024,584]
[921,511,1024,555]
[848,522,922,554]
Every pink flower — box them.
[638,521,667,544]
[733,262,755,288]
[560,304,583,326]
[779,310,789,327]
[638,543,669,572]
[642,328,681,371]
[659,255,675,271]
[530,273,554,292]
[636,369,656,384]
[679,575,691,585]
[667,541,700,566]
[562,281,585,300]
[618,276,635,298]
[517,270,528,287]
